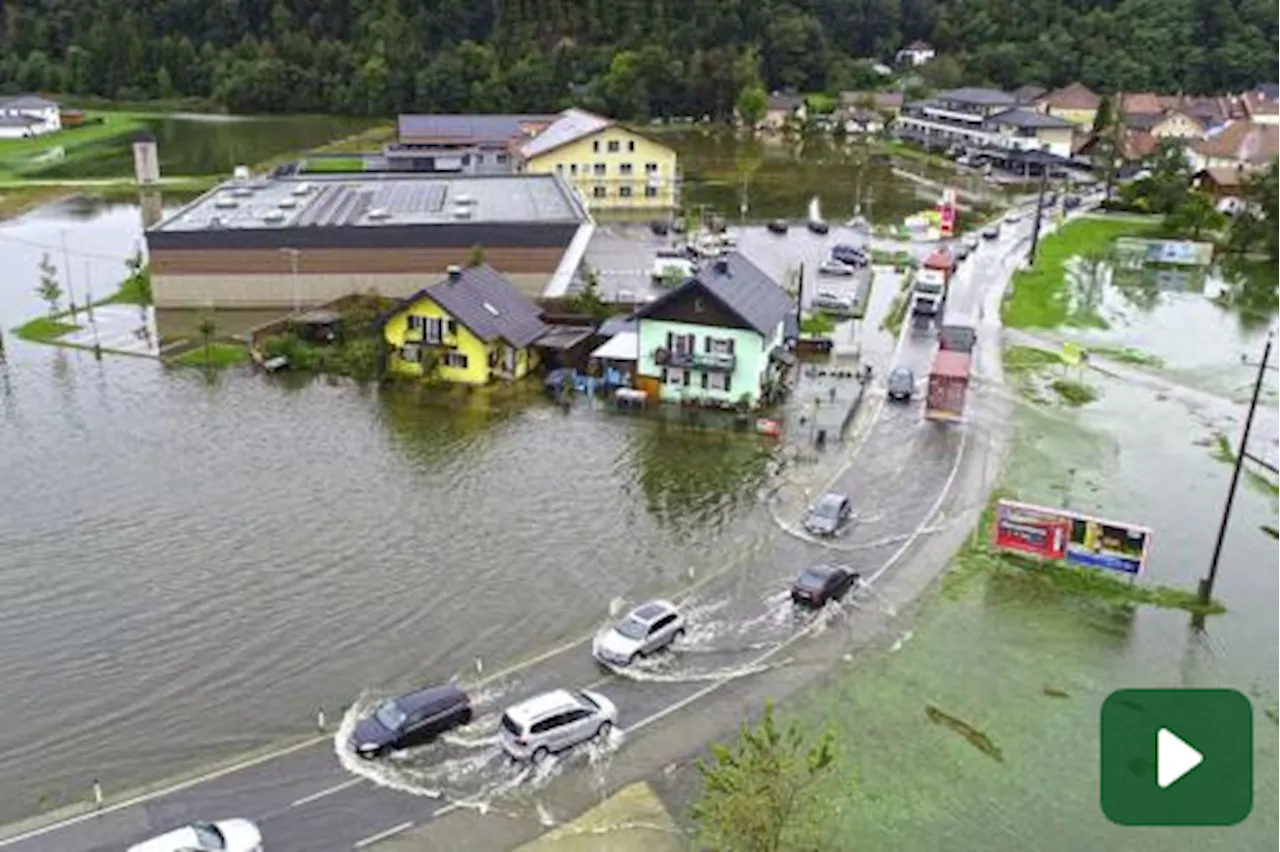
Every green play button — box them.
[1101,689,1253,826]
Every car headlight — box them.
[358,742,379,753]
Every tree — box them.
[196,313,218,366]
[1163,190,1227,239]
[690,701,838,852]
[1227,161,1280,260]
[124,246,152,304]
[1092,94,1114,136]
[467,244,485,267]
[735,83,768,129]
[36,253,62,317]
[1123,139,1192,213]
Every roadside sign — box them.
[1061,342,1086,367]
[993,499,1152,576]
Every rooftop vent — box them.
[213,196,238,209]
[262,210,286,223]
[446,264,462,281]
[231,187,254,198]
[291,182,312,196]
[713,258,730,274]
[367,208,391,221]
[482,301,500,316]
[454,194,475,206]
[209,216,224,229]
[453,208,473,220]
[277,197,297,209]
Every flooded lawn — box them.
[786,362,1278,850]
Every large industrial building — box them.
[145,172,594,309]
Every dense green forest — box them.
[0,0,1275,117]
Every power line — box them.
[0,231,136,265]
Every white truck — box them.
[652,255,696,285]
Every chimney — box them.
[446,264,462,282]
[713,258,730,274]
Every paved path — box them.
[58,304,159,357]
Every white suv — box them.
[499,689,617,762]
[593,600,685,666]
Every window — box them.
[593,163,606,176]
[627,140,636,152]
[645,186,658,198]
[443,351,468,369]
[644,162,659,174]
[708,372,729,391]
[593,185,607,198]
[607,140,620,153]
[619,186,632,198]
[555,163,564,173]
[497,153,508,164]
[592,140,600,153]
[619,163,633,176]
[422,317,443,343]
[667,332,695,354]
[475,154,485,164]
[666,368,685,385]
[708,337,734,355]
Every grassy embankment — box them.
[172,343,251,368]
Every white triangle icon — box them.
[1157,727,1204,788]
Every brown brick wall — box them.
[149,246,566,277]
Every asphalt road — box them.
[0,209,1048,852]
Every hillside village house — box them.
[837,91,903,133]
[387,108,679,211]
[634,253,794,410]
[1194,166,1262,214]
[896,41,936,67]
[0,94,60,138]
[894,87,1076,158]
[1035,82,1101,129]
[381,264,551,385]
[762,94,807,132]
[1188,120,1280,171]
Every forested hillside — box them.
[1,0,1275,117]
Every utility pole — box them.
[1027,158,1050,266]
[1197,332,1275,616]
[61,230,77,319]
[280,247,301,314]
[794,263,805,333]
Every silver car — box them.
[811,291,857,315]
[499,689,617,762]
[818,259,855,276]
[593,600,685,666]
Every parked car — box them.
[811,291,857,314]
[499,689,617,762]
[351,684,472,758]
[952,243,972,261]
[803,492,852,537]
[963,235,980,250]
[1063,195,1081,210]
[767,219,789,234]
[830,244,869,266]
[593,600,685,666]
[981,224,1001,240]
[649,220,669,236]
[807,219,830,235]
[790,563,860,608]
[818,259,855,277]
[1004,212,1021,224]
[128,820,263,852]
[887,366,915,402]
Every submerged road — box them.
[1,206,1059,852]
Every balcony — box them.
[663,349,737,372]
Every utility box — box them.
[132,134,160,185]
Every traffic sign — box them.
[1101,689,1252,826]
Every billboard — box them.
[992,499,1152,577]
[938,188,957,238]
[1113,238,1214,267]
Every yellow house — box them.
[519,108,679,211]
[1036,82,1102,130]
[381,264,550,385]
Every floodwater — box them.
[27,114,374,179]
[0,197,788,824]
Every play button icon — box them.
[1156,728,1203,788]
[1101,689,1253,825]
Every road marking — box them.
[0,734,330,847]
[353,821,414,849]
[290,777,362,808]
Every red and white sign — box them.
[939,188,957,238]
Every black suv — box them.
[351,684,472,758]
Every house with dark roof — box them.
[762,93,808,133]
[1189,120,1280,171]
[894,88,1076,157]
[633,253,795,409]
[1012,85,1047,105]
[0,93,61,138]
[387,114,556,175]
[380,263,551,384]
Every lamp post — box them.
[280,247,301,314]
[1027,148,1051,266]
[1196,332,1276,620]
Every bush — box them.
[263,332,382,380]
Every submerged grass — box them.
[1002,345,1101,406]
[1089,345,1164,367]
[171,342,250,369]
[1003,216,1161,329]
[13,316,80,343]
[1050,378,1098,406]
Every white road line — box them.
[290,777,362,808]
[353,821,414,849]
[0,735,330,847]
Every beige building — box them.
[1036,82,1102,129]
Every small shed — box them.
[533,324,598,370]
[294,310,343,343]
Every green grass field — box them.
[172,342,250,368]
[0,112,148,178]
[303,156,367,173]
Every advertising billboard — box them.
[993,499,1152,576]
[938,188,957,238]
[1114,238,1214,268]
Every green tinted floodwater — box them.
[788,364,1278,851]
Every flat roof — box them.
[152,172,587,234]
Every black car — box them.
[803,492,852,537]
[649,220,670,236]
[1063,195,1081,210]
[351,684,472,758]
[887,366,915,402]
[830,244,869,266]
[807,219,830,235]
[791,563,860,608]
[767,219,789,234]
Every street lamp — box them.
[279,247,301,314]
